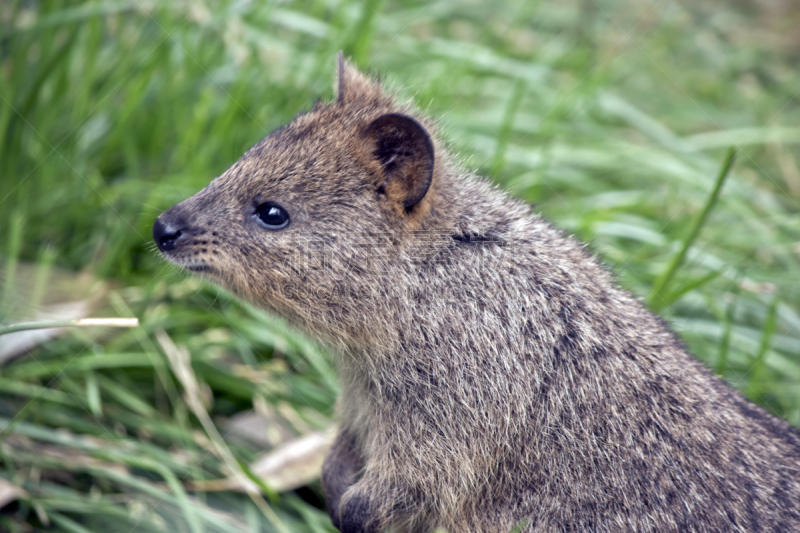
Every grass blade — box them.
[746,295,780,401]
[648,147,737,310]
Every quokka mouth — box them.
[185,263,213,273]
[163,254,215,274]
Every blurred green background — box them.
[1,0,799,531]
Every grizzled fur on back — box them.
[155,55,800,532]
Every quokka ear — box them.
[336,51,388,107]
[337,50,346,104]
[363,113,434,210]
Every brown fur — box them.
[155,55,800,533]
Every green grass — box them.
[2,0,800,530]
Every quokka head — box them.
[153,53,456,343]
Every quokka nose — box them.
[153,217,185,252]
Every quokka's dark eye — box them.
[254,202,290,230]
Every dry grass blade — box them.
[191,429,335,493]
[155,330,292,533]
[0,317,139,336]
[0,478,27,509]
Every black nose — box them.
[153,218,185,252]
